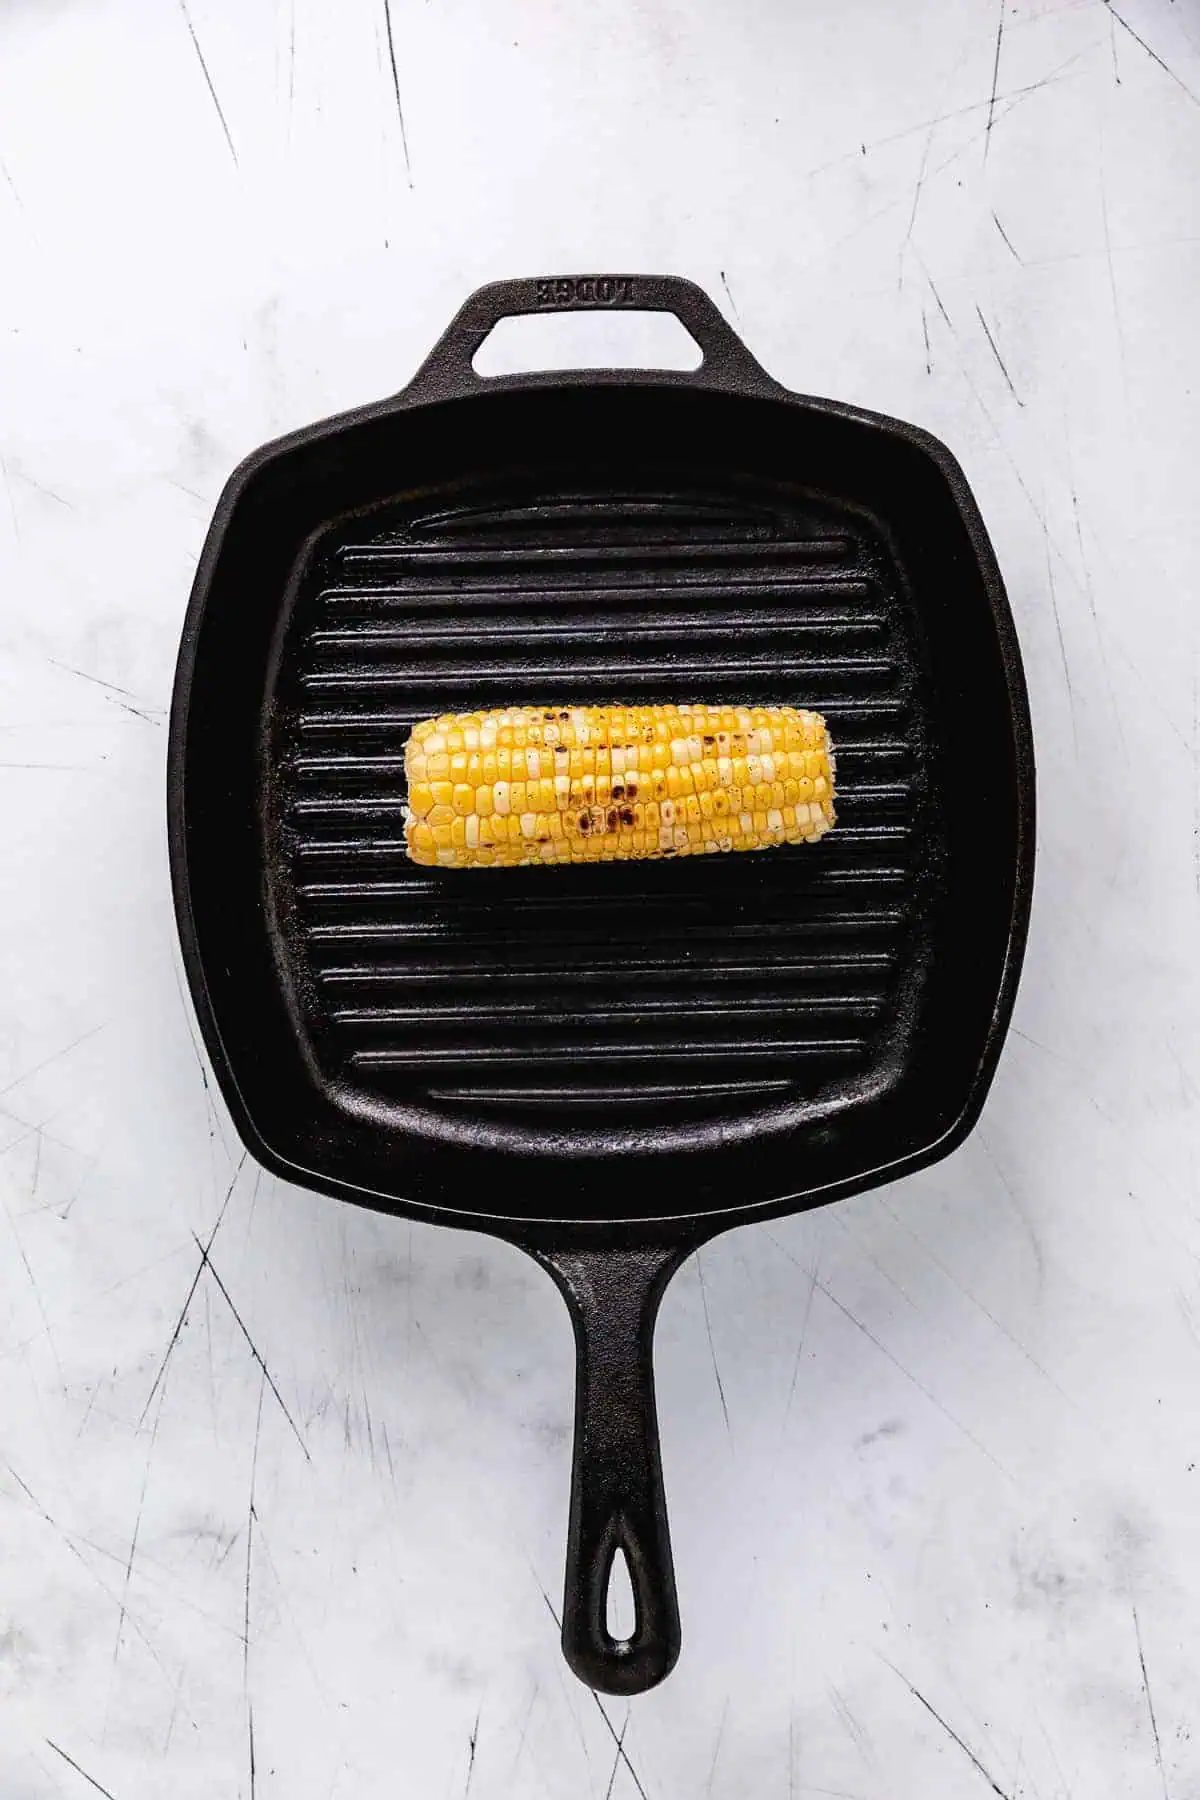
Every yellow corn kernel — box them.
[403,704,835,868]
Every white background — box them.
[2,1,1200,1795]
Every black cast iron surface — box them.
[169,275,1035,1694]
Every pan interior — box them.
[265,469,941,1151]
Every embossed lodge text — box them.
[535,277,637,306]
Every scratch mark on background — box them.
[244,1373,265,1800]
[0,1023,106,1103]
[113,1388,167,1666]
[535,1583,651,1799]
[593,1699,650,1800]
[1033,1706,1075,1799]
[103,693,162,726]
[192,1232,311,1459]
[381,0,414,186]
[1,1189,64,1378]
[707,1700,729,1794]
[0,761,88,772]
[11,467,71,507]
[921,306,932,374]
[510,1684,540,1780]
[50,658,161,722]
[250,1516,330,1702]
[1132,1607,1170,1799]
[1101,1,1200,108]
[781,1230,821,1429]
[162,1664,186,1755]
[545,1648,595,1777]
[602,1710,630,1800]
[5,1467,180,1683]
[832,1211,955,1349]
[1009,1737,1027,1800]
[166,475,206,505]
[45,1740,119,1799]
[76,1378,106,1438]
[1067,461,1124,749]
[802,46,1096,293]
[796,1789,868,1799]
[1098,160,1130,402]
[406,1221,415,1360]
[975,305,1024,405]
[899,117,939,283]
[977,1132,1047,1288]
[177,0,239,165]
[1193,662,1200,899]
[1112,638,1193,756]
[140,1151,247,1422]
[0,151,22,208]
[927,272,954,336]
[464,1705,481,1797]
[719,270,740,319]
[244,1375,265,1675]
[807,53,1095,180]
[248,1704,257,1800]
[985,0,1007,154]
[0,455,20,540]
[242,1163,263,1255]
[887,1665,1012,1798]
[169,959,238,1163]
[879,1198,1072,1402]
[695,1253,731,1434]
[1042,527,1079,751]
[1110,12,1122,84]
[922,256,1092,597]
[765,1231,1012,1479]
[992,211,1022,262]
[789,1706,797,1800]
[381,1417,399,1487]
[829,1685,875,1766]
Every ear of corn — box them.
[403,703,835,870]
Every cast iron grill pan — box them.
[170,276,1034,1695]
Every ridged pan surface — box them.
[270,480,935,1147]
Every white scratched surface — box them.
[2,1,1200,1794]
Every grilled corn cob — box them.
[403,703,835,869]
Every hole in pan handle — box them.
[532,1241,693,1695]
[401,273,781,403]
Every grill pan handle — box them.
[533,1241,691,1695]
[403,274,779,402]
